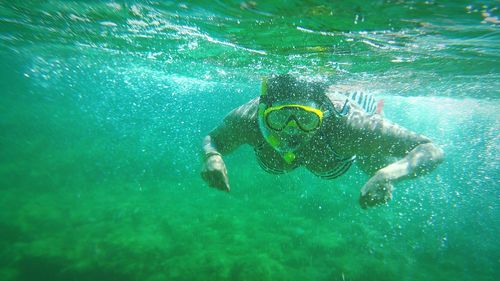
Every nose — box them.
[283,121,301,135]
[286,120,298,128]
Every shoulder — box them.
[209,97,261,144]
[325,87,379,113]
[222,97,259,128]
[325,89,425,137]
[229,97,259,120]
[324,91,350,109]
[346,107,431,156]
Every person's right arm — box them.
[201,98,259,192]
[345,107,444,208]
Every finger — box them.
[386,184,393,201]
[208,171,228,192]
[221,170,230,192]
[359,192,381,209]
[383,191,392,204]
[202,171,223,190]
[201,171,210,183]
[202,171,221,189]
[213,171,230,192]
[359,193,372,209]
[359,196,368,209]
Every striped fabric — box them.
[311,155,356,180]
[341,91,377,114]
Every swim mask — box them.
[258,103,314,163]
[263,104,324,132]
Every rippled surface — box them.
[0,1,499,281]
[2,0,499,97]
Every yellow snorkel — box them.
[258,77,295,162]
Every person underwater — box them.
[201,74,444,208]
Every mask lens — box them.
[265,106,322,132]
[266,110,291,130]
[295,110,321,131]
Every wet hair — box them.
[262,74,328,106]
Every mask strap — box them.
[261,77,268,96]
[339,99,350,115]
[325,99,350,118]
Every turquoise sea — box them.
[0,1,499,280]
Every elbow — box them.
[436,145,445,164]
[203,135,211,145]
[421,142,445,164]
[406,142,444,176]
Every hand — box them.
[359,171,393,209]
[201,154,230,192]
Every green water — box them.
[0,1,499,280]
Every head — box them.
[258,74,329,161]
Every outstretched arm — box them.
[347,109,444,208]
[375,142,444,182]
[201,98,259,192]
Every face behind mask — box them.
[258,100,322,163]
[258,75,344,163]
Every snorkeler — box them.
[201,74,444,208]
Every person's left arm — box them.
[347,108,445,208]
